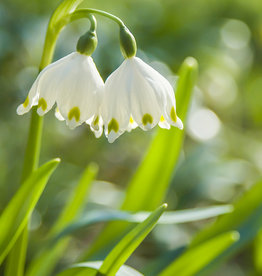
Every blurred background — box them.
[0,0,262,275]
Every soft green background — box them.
[1,0,262,275]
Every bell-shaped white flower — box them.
[101,57,183,143]
[17,52,104,130]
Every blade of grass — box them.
[82,57,198,260]
[123,57,198,212]
[5,2,84,274]
[99,204,167,276]
[186,179,262,274]
[159,232,239,276]
[54,205,232,241]
[192,179,262,245]
[0,158,60,265]
[25,163,98,276]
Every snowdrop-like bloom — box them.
[101,57,183,143]
[17,52,104,131]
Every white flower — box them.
[17,52,104,130]
[101,57,183,143]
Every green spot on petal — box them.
[93,116,99,126]
[160,115,165,122]
[23,96,29,108]
[129,116,134,124]
[38,98,47,111]
[108,118,119,133]
[68,107,80,122]
[142,113,153,126]
[170,106,177,123]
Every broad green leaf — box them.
[54,205,232,240]
[0,158,60,265]
[187,179,262,274]
[25,163,98,276]
[99,204,167,276]
[83,57,198,260]
[122,57,198,212]
[56,261,143,276]
[159,231,239,276]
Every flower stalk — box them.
[5,4,97,275]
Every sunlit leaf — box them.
[189,179,262,274]
[25,163,98,276]
[99,204,167,276]
[0,158,60,265]
[83,57,198,260]
[159,231,239,276]
[54,205,232,241]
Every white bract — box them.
[17,52,104,132]
[101,57,183,143]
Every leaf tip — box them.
[53,157,61,163]
[184,56,198,70]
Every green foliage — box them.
[192,179,262,246]
[2,0,262,275]
[0,159,60,265]
[99,204,166,276]
[49,0,84,29]
[54,205,233,240]
[83,56,198,259]
[58,204,167,276]
[159,232,239,276]
[184,179,262,274]
[25,163,98,276]
[122,57,198,212]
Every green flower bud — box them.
[119,26,137,58]
[76,30,98,56]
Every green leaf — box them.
[187,179,262,274]
[192,179,262,245]
[122,57,198,212]
[50,162,98,235]
[159,231,239,276]
[54,205,232,241]
[83,57,198,260]
[56,261,143,276]
[25,163,98,276]
[99,204,167,276]
[0,158,60,265]
[49,0,84,30]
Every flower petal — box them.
[102,60,131,141]
[56,54,104,129]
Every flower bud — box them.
[77,30,98,56]
[119,26,137,58]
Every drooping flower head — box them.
[17,14,184,143]
[101,26,183,143]
[17,21,104,137]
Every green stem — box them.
[69,8,125,27]
[5,20,60,276]
[5,7,127,276]
[88,14,97,32]
[21,108,43,182]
